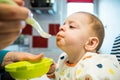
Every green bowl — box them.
[5,58,53,79]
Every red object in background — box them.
[49,24,60,35]
[22,24,32,35]
[32,36,48,48]
[67,0,93,3]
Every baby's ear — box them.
[84,37,99,51]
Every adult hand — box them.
[1,52,44,66]
[0,0,29,49]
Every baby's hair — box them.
[77,12,105,51]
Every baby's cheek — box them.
[61,39,66,45]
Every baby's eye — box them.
[69,26,75,28]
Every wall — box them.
[96,0,120,54]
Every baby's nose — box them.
[59,26,66,31]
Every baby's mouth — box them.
[56,34,64,41]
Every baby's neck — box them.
[67,51,85,64]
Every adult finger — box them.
[0,20,25,33]
[0,4,29,20]
[0,31,20,49]
[27,53,44,62]
[21,53,44,62]
[13,0,24,6]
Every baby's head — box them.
[56,12,104,52]
[77,12,104,51]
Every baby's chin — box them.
[56,38,65,47]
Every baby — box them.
[47,12,120,80]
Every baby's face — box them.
[56,13,92,51]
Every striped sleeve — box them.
[111,34,120,63]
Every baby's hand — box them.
[47,62,56,78]
[47,62,56,74]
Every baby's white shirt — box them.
[52,52,120,80]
